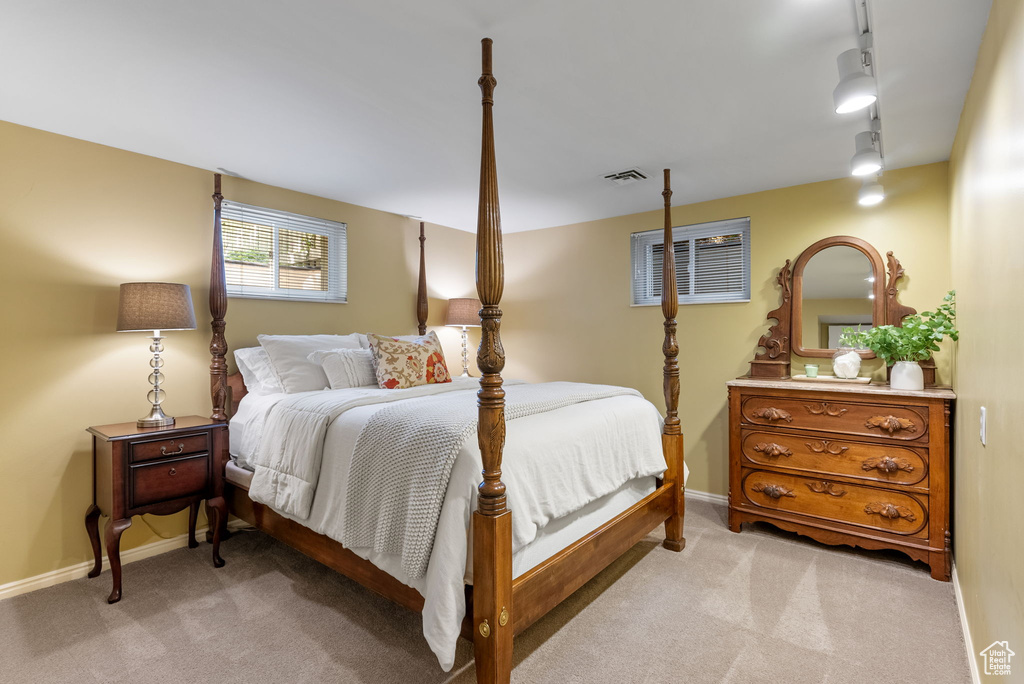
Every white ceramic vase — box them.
[890,361,924,391]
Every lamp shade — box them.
[117,282,197,332]
[445,298,482,327]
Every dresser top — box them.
[727,377,956,400]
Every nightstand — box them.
[84,416,228,603]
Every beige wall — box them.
[501,162,953,497]
[799,298,873,350]
[948,0,1023,667]
[0,120,477,587]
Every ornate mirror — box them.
[749,235,917,381]
[792,236,884,358]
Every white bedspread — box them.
[231,379,672,671]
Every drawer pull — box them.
[168,467,177,476]
[754,442,792,457]
[806,480,847,497]
[752,482,795,499]
[865,415,917,435]
[862,456,915,474]
[805,440,849,456]
[161,443,185,456]
[805,402,847,417]
[752,407,792,423]
[864,502,917,522]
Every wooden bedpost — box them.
[417,221,428,335]
[472,37,513,684]
[660,169,686,552]
[210,173,229,422]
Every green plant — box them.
[838,326,866,349]
[860,290,959,366]
[226,248,271,265]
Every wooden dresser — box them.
[727,378,955,580]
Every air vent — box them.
[602,167,649,186]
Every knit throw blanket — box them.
[341,381,642,579]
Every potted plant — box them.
[850,291,958,390]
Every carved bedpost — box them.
[660,170,686,553]
[210,173,228,421]
[472,38,513,684]
[417,222,428,335]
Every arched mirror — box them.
[792,236,885,358]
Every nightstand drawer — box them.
[130,433,210,463]
[130,454,209,508]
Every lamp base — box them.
[459,327,474,377]
[137,405,175,428]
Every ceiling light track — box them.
[834,0,885,206]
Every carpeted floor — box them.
[0,500,971,683]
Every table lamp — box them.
[444,297,482,377]
[117,282,197,427]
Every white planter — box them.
[890,361,924,391]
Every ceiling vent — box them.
[602,167,649,186]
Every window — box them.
[221,201,347,303]
[630,217,750,306]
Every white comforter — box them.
[232,378,672,670]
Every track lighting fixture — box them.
[857,176,885,206]
[833,35,876,114]
[850,130,882,176]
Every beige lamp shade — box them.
[116,282,197,332]
[445,298,482,327]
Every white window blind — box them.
[221,201,347,303]
[631,217,750,306]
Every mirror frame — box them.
[791,235,885,358]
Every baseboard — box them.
[0,520,249,603]
[685,488,728,506]
[952,561,981,684]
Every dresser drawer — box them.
[740,429,928,487]
[130,454,208,508]
[740,468,928,537]
[130,432,210,463]
[740,395,928,442]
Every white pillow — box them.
[233,347,284,395]
[308,348,377,389]
[257,334,364,393]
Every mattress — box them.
[225,457,655,579]
[227,382,680,670]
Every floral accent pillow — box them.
[366,331,452,389]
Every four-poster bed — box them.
[207,39,685,684]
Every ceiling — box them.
[0,1,990,233]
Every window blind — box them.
[630,217,750,306]
[221,201,347,303]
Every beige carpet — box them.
[0,500,970,683]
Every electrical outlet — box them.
[980,406,987,446]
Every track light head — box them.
[858,176,885,206]
[833,48,877,114]
[850,131,882,176]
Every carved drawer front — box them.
[740,395,927,442]
[740,430,928,486]
[130,454,209,508]
[740,469,928,537]
[130,432,210,463]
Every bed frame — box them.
[206,39,685,684]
